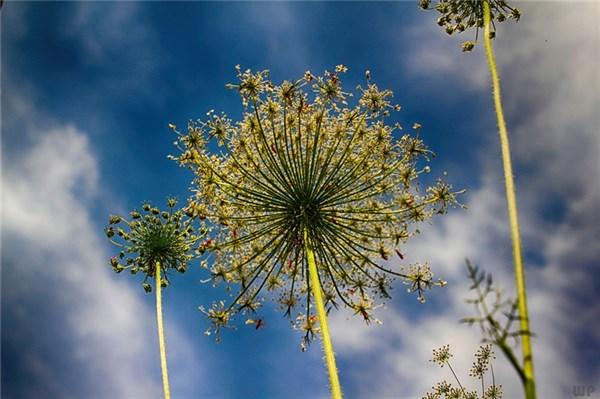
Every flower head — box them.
[425,343,502,399]
[171,66,461,341]
[484,385,502,399]
[420,0,521,51]
[431,344,453,366]
[470,344,495,379]
[105,198,208,291]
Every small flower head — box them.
[295,313,320,351]
[404,263,447,303]
[200,301,233,343]
[172,67,461,343]
[431,344,453,366]
[105,197,208,291]
[351,297,382,325]
[461,41,476,52]
[470,344,494,379]
[484,385,502,399]
[463,391,479,399]
[425,342,502,399]
[420,0,521,51]
[225,65,270,106]
[432,381,452,397]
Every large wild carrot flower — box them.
[419,0,521,51]
[170,66,461,344]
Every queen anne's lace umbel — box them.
[171,66,461,342]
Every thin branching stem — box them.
[446,361,466,395]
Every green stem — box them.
[497,339,527,386]
[304,230,343,399]
[482,3,536,399]
[156,262,171,399]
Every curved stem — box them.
[156,261,171,399]
[304,230,343,399]
[483,3,536,399]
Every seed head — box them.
[105,197,208,291]
[172,67,461,342]
[420,0,521,52]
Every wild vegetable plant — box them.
[461,260,531,392]
[419,2,536,397]
[424,344,502,399]
[170,66,462,398]
[105,198,208,399]
[423,261,531,399]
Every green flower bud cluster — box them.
[419,0,521,52]
[105,197,208,292]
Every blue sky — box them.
[2,2,599,399]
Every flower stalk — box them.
[155,261,171,399]
[482,2,536,398]
[305,229,342,399]
[104,198,207,398]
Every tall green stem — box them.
[156,261,171,399]
[482,2,536,398]
[304,230,343,399]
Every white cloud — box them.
[2,126,202,398]
[402,11,488,90]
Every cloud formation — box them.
[2,126,201,398]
